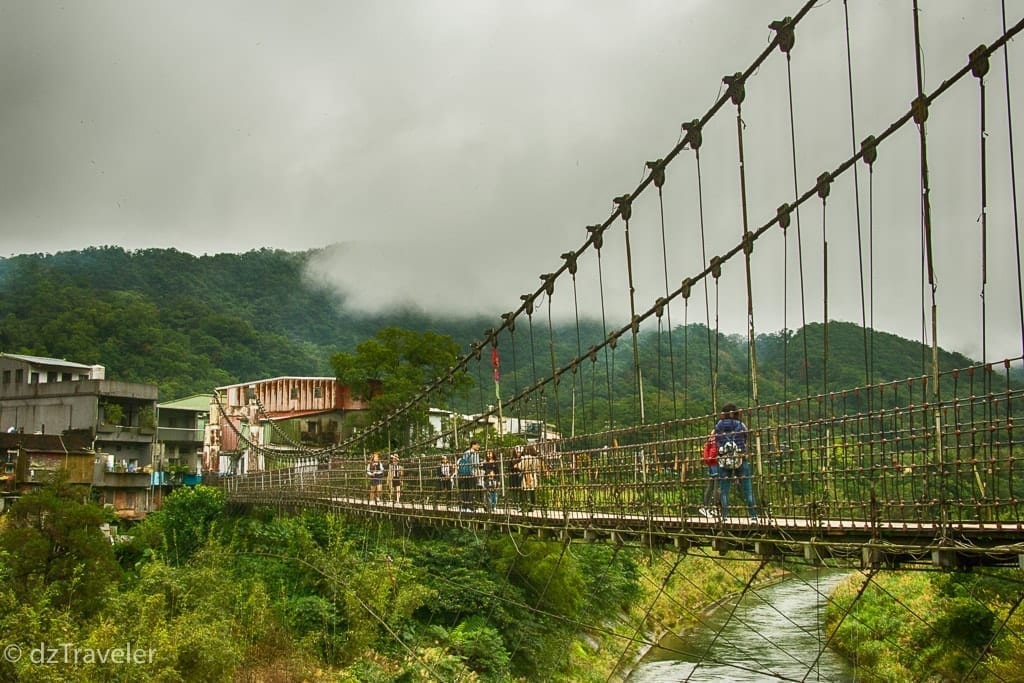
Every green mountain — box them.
[0,248,1009,422]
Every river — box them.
[629,571,856,682]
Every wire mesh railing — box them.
[216,359,1024,536]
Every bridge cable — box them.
[798,567,876,683]
[563,250,586,436]
[973,44,996,510]
[781,40,812,420]
[817,172,831,400]
[687,559,772,680]
[860,569,1006,681]
[640,550,828,676]
[590,224,615,430]
[615,194,644,425]
[724,71,760,418]
[505,536,572,672]
[962,591,1024,682]
[1002,0,1024,359]
[543,280,563,445]
[235,549,447,681]
[842,1,873,392]
[975,44,990,368]
[651,161,679,421]
[688,136,716,414]
[911,0,949,537]
[606,553,685,682]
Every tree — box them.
[0,475,119,617]
[330,327,470,449]
[138,485,226,565]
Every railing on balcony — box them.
[156,426,205,443]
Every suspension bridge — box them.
[212,2,1024,678]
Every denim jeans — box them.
[702,465,720,508]
[719,460,757,518]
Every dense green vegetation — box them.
[0,480,767,682]
[0,247,1008,417]
[825,570,1024,681]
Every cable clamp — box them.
[561,251,578,275]
[776,203,791,230]
[816,172,832,201]
[969,44,989,79]
[645,159,666,188]
[723,72,746,106]
[710,256,723,279]
[539,273,555,297]
[613,194,633,222]
[860,135,878,167]
[680,277,693,299]
[520,293,534,316]
[587,224,605,250]
[911,95,928,125]
[654,297,667,319]
[769,17,795,54]
[682,119,703,150]
[501,311,516,334]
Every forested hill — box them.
[0,247,1000,411]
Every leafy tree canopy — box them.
[331,327,470,448]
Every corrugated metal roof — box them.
[0,353,96,370]
[158,394,213,411]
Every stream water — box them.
[628,571,857,682]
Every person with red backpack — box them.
[698,431,720,519]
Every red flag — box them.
[491,345,500,383]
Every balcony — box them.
[94,425,156,443]
[157,426,205,443]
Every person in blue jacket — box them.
[715,403,758,523]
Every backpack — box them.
[717,434,743,470]
[457,454,474,477]
[702,437,718,467]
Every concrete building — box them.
[205,377,369,474]
[154,394,210,486]
[0,353,158,519]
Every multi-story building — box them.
[154,394,210,486]
[0,353,158,519]
[206,377,369,474]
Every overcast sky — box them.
[2,1,1023,363]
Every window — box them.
[61,373,71,382]
[14,369,23,383]
[30,372,39,384]
[313,386,322,398]
[290,387,299,400]
[1,370,9,384]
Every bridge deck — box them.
[223,485,1024,570]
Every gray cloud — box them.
[2,1,1022,361]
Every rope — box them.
[784,44,812,417]
[653,165,679,419]
[1002,0,1024,358]
[843,0,872,390]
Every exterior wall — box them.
[0,354,103,389]
[0,379,157,433]
[206,377,368,474]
